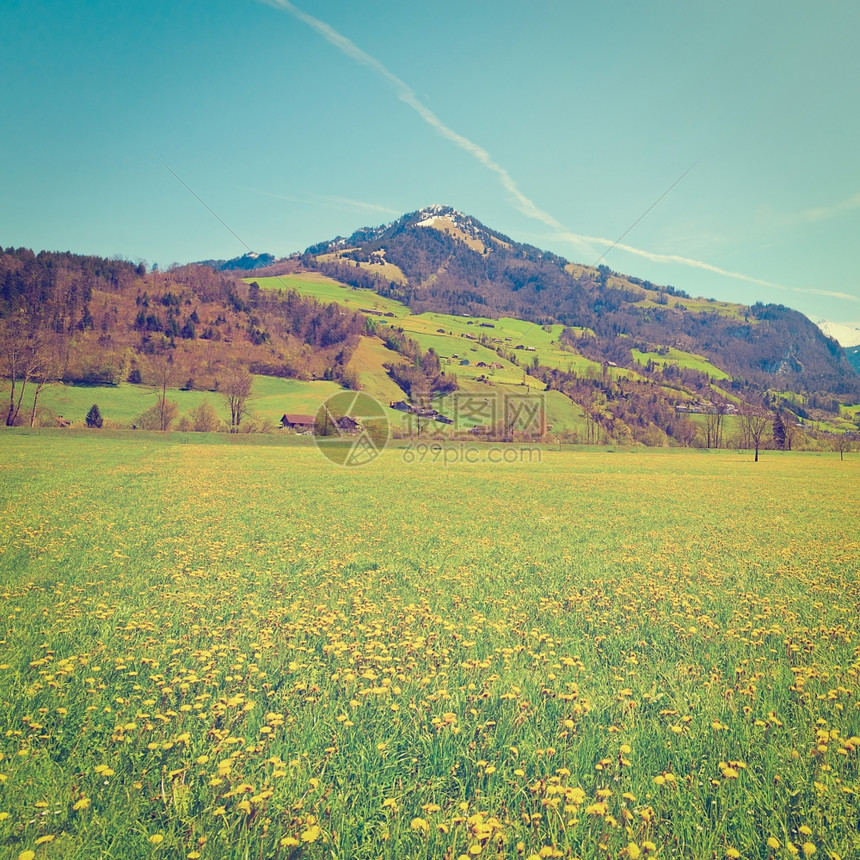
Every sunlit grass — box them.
[1,434,858,859]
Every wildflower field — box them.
[1,432,858,860]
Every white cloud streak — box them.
[549,230,858,302]
[791,191,860,225]
[259,0,563,231]
[259,0,857,305]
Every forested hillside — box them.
[0,247,367,426]
[296,206,860,398]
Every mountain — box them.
[848,345,860,374]
[813,318,860,348]
[2,240,857,444]
[198,252,276,272]
[299,205,860,397]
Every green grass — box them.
[346,336,410,406]
[1,433,858,859]
[632,347,730,380]
[14,377,344,430]
[255,274,408,318]
[250,276,609,382]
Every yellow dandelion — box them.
[301,824,321,843]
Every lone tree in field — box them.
[144,354,180,431]
[222,368,255,433]
[86,404,103,428]
[741,403,771,462]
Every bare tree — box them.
[222,368,255,433]
[704,398,728,449]
[144,354,179,431]
[1,313,48,427]
[740,403,772,462]
[782,412,799,451]
[836,432,852,461]
[28,331,67,426]
[191,399,220,432]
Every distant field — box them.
[25,377,342,429]
[632,346,731,380]
[255,273,408,317]
[2,434,858,859]
[346,336,410,406]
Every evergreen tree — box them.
[772,412,786,450]
[86,404,103,428]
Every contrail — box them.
[259,0,849,302]
[259,0,563,231]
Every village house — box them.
[281,414,316,432]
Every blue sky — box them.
[2,0,859,334]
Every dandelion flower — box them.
[301,824,321,843]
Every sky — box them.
[2,0,859,339]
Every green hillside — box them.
[29,377,342,429]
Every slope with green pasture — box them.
[632,346,730,380]
[346,336,410,405]
[252,275,603,381]
[25,377,343,429]
[254,273,408,317]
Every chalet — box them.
[281,413,316,432]
[336,416,360,432]
[459,359,470,366]
[389,401,411,412]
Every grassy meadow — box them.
[0,433,858,859]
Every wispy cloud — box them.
[790,191,860,225]
[258,0,856,304]
[549,230,858,302]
